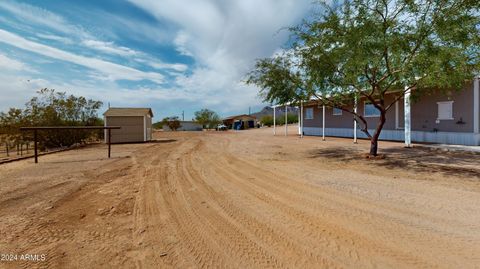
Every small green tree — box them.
[261,115,274,127]
[162,116,182,131]
[248,0,480,156]
[152,121,163,129]
[0,89,103,148]
[194,109,221,129]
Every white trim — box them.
[436,101,454,120]
[332,107,342,116]
[300,101,304,137]
[322,105,325,141]
[363,101,381,117]
[304,107,314,120]
[298,104,301,135]
[303,127,480,146]
[143,115,147,142]
[474,78,479,133]
[353,96,357,143]
[404,88,411,147]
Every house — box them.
[223,115,257,130]
[163,121,203,131]
[103,107,153,143]
[300,78,480,146]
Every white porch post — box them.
[300,101,304,138]
[322,105,326,141]
[404,87,412,147]
[298,103,301,135]
[353,96,358,144]
[273,106,276,135]
[285,105,288,136]
[474,77,479,134]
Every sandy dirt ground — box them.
[1,127,480,268]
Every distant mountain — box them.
[250,106,299,119]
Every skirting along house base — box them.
[274,78,480,146]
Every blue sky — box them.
[0,0,311,120]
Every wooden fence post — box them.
[34,130,38,164]
[108,128,111,158]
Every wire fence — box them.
[0,136,105,163]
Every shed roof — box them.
[103,107,153,117]
[223,114,256,121]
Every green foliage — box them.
[152,121,163,129]
[248,0,480,155]
[261,114,298,127]
[194,109,221,129]
[260,115,274,127]
[0,88,103,148]
[162,116,182,131]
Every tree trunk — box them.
[369,111,387,156]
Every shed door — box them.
[107,116,144,143]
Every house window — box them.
[364,101,380,117]
[305,107,314,119]
[332,107,342,115]
[437,101,454,120]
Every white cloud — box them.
[0,1,312,117]
[0,29,165,84]
[0,0,88,37]
[127,0,311,113]
[0,0,184,73]
[81,39,139,57]
[135,58,188,72]
[36,33,73,44]
[174,31,193,56]
[0,54,34,72]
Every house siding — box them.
[411,83,474,133]
[302,85,477,145]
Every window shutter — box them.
[437,101,453,120]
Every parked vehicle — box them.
[216,124,227,131]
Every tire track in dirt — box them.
[3,130,480,268]
[196,134,480,268]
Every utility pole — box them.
[248,107,251,115]
[182,110,185,121]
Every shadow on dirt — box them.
[47,156,130,164]
[309,146,480,179]
[149,139,177,144]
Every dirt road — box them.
[1,128,480,268]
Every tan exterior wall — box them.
[106,116,145,143]
[146,115,152,140]
[303,85,474,133]
[411,83,474,133]
[303,105,355,128]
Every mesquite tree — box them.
[194,109,221,129]
[248,0,480,156]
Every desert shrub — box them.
[162,116,182,131]
[261,114,298,126]
[0,88,103,149]
[194,109,220,129]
